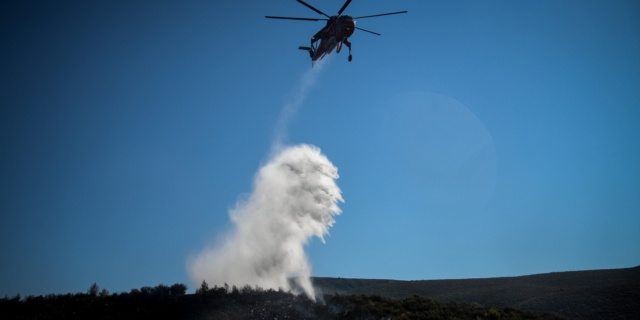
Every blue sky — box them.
[1,0,639,297]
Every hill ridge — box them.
[311,265,640,319]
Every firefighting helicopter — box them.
[266,0,407,65]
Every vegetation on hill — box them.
[3,266,637,319]
[0,281,568,320]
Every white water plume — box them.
[187,144,343,299]
[188,61,339,300]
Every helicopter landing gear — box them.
[343,39,353,62]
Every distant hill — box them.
[312,266,640,319]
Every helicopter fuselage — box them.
[312,15,355,61]
[265,0,406,65]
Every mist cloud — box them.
[187,144,343,299]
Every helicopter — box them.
[266,0,407,65]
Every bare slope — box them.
[312,266,640,319]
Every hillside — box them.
[312,266,640,319]
[2,266,636,319]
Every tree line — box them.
[1,281,567,319]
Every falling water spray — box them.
[187,59,341,300]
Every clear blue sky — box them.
[1,0,639,297]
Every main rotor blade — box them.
[353,11,408,19]
[265,16,326,21]
[356,26,381,36]
[337,0,352,16]
[296,0,330,18]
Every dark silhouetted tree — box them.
[154,284,170,298]
[231,285,239,296]
[140,286,154,295]
[241,285,253,294]
[87,283,99,296]
[170,283,188,296]
[99,288,110,297]
[196,280,209,295]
